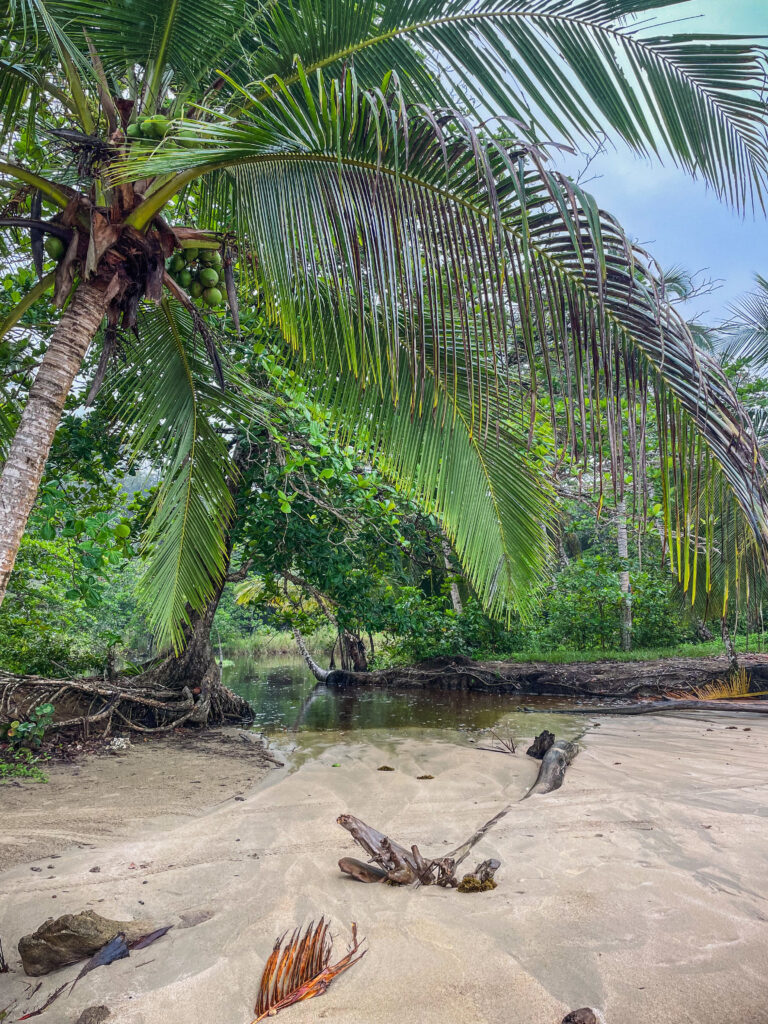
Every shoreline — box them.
[2,714,768,1023]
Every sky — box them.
[553,0,767,324]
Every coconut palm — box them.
[1,0,768,664]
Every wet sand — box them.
[1,714,767,1023]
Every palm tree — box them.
[1,0,768,673]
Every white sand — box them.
[2,714,768,1023]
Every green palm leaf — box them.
[117,69,768,603]
[112,298,237,651]
[305,343,554,619]
[244,0,768,210]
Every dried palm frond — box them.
[251,919,365,1023]
[667,666,768,701]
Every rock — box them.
[75,1007,111,1024]
[562,1010,599,1024]
[18,911,150,976]
[105,737,130,754]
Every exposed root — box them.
[0,669,252,736]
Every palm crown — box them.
[1,0,768,648]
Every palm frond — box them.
[243,0,768,210]
[305,342,554,619]
[252,920,366,1024]
[718,275,768,370]
[111,298,237,651]
[42,0,251,100]
[117,70,768,604]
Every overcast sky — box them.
[553,0,767,324]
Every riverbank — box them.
[319,651,768,697]
[2,714,767,1023]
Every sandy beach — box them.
[1,713,767,1023]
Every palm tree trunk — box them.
[0,282,108,606]
[617,499,632,652]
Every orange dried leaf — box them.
[251,920,365,1023]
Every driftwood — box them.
[523,739,578,797]
[526,730,554,758]
[338,731,579,887]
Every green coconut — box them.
[203,287,223,307]
[178,269,193,288]
[184,247,199,264]
[199,267,219,288]
[169,253,186,273]
[200,249,222,268]
[44,236,66,260]
[189,280,204,299]
[143,115,170,139]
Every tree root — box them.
[0,669,252,736]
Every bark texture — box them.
[617,498,632,651]
[0,282,108,606]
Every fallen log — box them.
[546,698,768,716]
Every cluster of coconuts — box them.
[167,247,226,308]
[125,114,172,141]
[124,114,197,147]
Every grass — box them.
[483,636,764,665]
[224,624,339,659]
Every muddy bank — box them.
[323,652,768,697]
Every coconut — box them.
[199,267,219,288]
[44,236,65,261]
[170,253,186,274]
[203,287,223,307]
[144,115,170,139]
[184,247,199,264]
[178,269,193,288]
[200,250,222,268]
[190,280,204,299]
[126,122,142,139]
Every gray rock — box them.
[75,1007,111,1024]
[18,910,150,976]
[562,1010,598,1024]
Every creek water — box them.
[223,654,586,752]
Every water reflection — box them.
[223,654,586,740]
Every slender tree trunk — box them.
[0,282,108,606]
[293,627,331,682]
[442,536,463,615]
[721,617,738,673]
[617,499,632,652]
